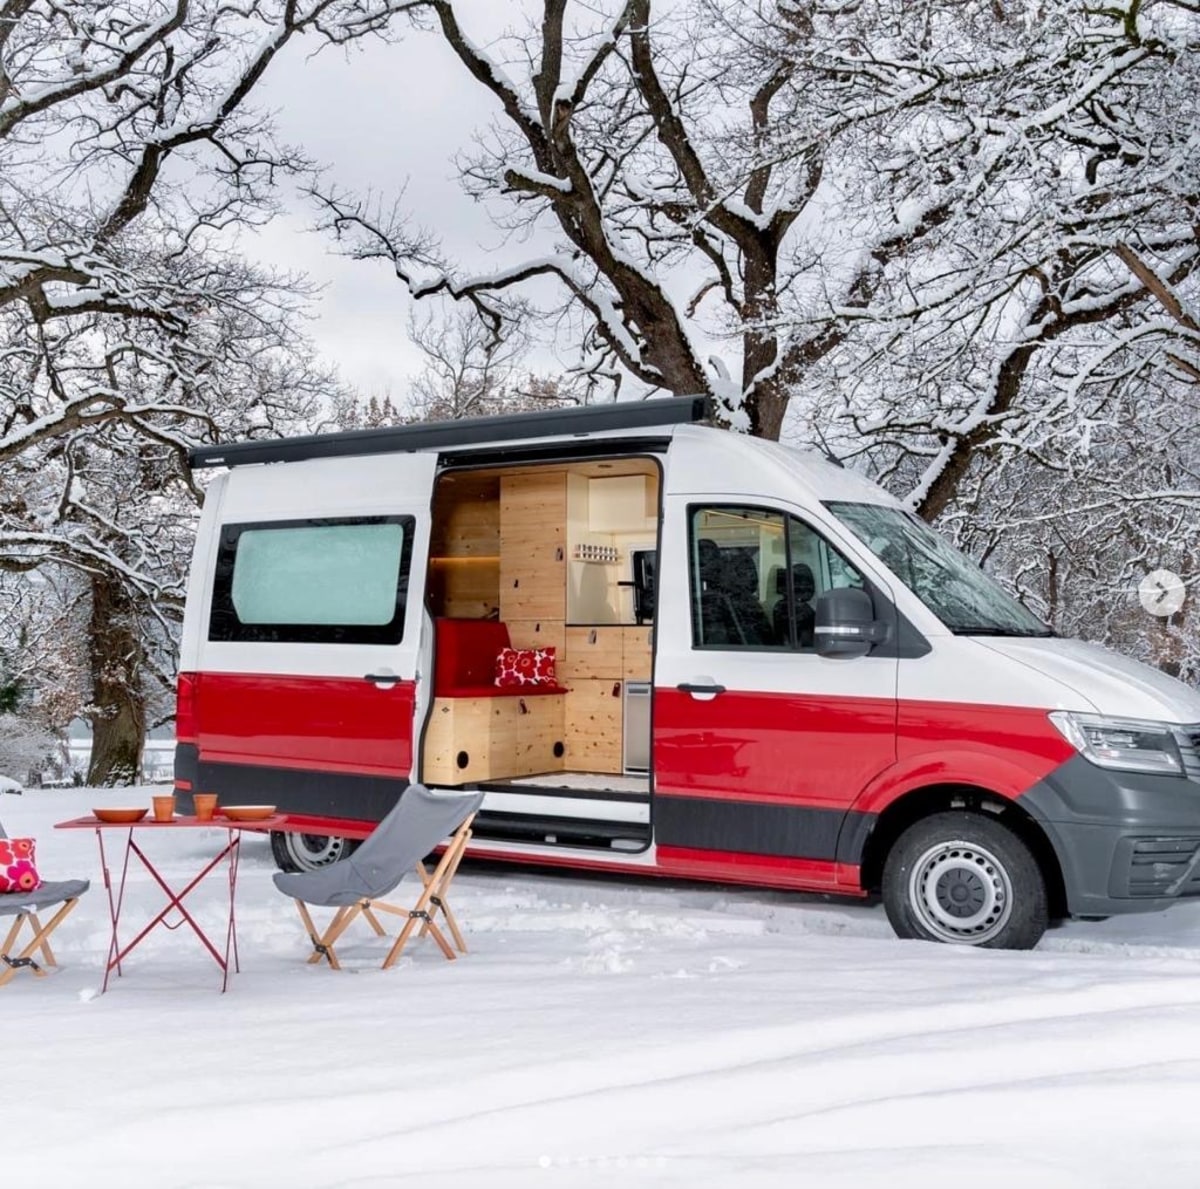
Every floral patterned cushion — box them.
[495,646,557,687]
[0,837,42,894]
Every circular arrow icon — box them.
[1138,569,1186,617]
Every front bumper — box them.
[1021,753,1200,917]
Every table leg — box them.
[111,839,236,975]
[222,831,242,993]
[98,828,133,992]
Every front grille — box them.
[1126,836,1200,897]
[1177,724,1200,779]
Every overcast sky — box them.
[247,5,538,401]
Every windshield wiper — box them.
[950,626,1054,638]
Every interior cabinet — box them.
[622,626,653,679]
[423,698,516,787]
[499,472,566,622]
[565,679,624,773]
[559,626,624,680]
[423,694,565,786]
[514,696,566,774]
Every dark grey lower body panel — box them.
[655,793,875,864]
[174,744,406,823]
[1021,754,1200,916]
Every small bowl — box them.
[220,805,277,822]
[93,808,150,824]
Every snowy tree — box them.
[315,0,968,435]
[0,0,355,781]
[783,0,1200,517]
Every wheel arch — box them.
[858,783,1068,920]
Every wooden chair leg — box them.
[29,913,58,967]
[432,830,472,952]
[381,913,422,969]
[418,828,472,951]
[362,905,387,937]
[0,900,78,987]
[295,901,356,970]
[0,915,26,988]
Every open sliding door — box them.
[178,452,437,823]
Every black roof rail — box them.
[188,394,712,470]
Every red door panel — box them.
[654,687,896,810]
[194,672,414,777]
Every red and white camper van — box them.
[175,396,1200,948]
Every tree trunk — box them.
[86,570,145,786]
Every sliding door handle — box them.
[364,671,400,686]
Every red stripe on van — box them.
[655,687,1075,816]
[189,671,415,777]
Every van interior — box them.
[420,457,660,852]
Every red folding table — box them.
[56,814,286,992]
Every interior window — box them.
[689,507,865,651]
[209,516,413,644]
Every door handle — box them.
[364,672,400,685]
[677,681,726,697]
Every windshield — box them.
[827,502,1051,636]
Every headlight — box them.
[1049,712,1183,776]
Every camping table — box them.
[55,813,286,992]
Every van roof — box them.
[188,392,898,509]
[188,394,710,470]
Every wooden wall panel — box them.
[621,626,653,679]
[429,474,500,618]
[499,472,566,622]
[559,626,624,680]
[564,678,624,774]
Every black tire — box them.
[882,811,1048,949]
[270,830,358,873]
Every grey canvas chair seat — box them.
[1,880,90,914]
[273,784,483,970]
[1,819,90,987]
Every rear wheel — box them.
[882,811,1048,950]
[270,830,358,873]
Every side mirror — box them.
[814,587,888,659]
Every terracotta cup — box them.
[152,794,176,823]
[193,793,218,822]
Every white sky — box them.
[248,6,541,400]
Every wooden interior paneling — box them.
[426,460,660,785]
[428,474,500,618]
[499,471,566,622]
[559,626,624,680]
[622,626,653,679]
[564,679,625,774]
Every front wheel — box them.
[882,811,1048,950]
[270,830,358,873]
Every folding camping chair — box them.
[0,819,89,988]
[273,785,483,971]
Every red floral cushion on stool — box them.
[0,837,42,894]
[495,647,557,687]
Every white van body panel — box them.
[975,636,1200,723]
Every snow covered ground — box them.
[5,787,1200,1188]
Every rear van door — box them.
[179,453,436,821]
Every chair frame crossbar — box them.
[293,818,475,971]
[0,898,81,987]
